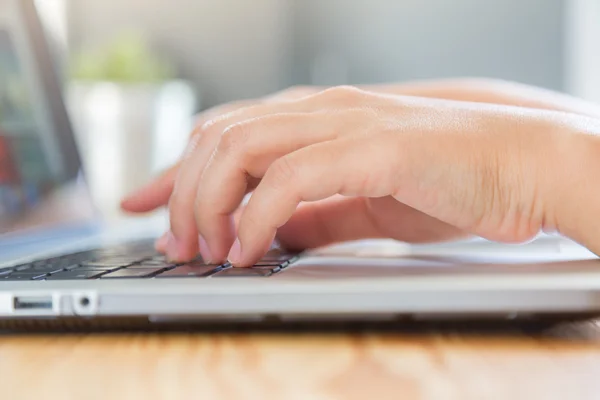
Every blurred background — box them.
[32,0,600,220]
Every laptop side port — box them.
[13,296,53,311]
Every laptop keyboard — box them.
[0,240,299,281]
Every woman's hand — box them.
[132,86,600,266]
[122,78,600,215]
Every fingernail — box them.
[227,238,242,265]
[166,232,180,261]
[155,232,169,252]
[198,234,213,263]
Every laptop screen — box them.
[0,1,95,238]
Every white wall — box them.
[290,0,565,90]
[565,0,600,102]
[67,0,294,107]
[68,0,567,108]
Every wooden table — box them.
[1,321,600,400]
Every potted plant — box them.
[66,32,198,221]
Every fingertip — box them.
[165,232,199,262]
[198,234,214,264]
[119,197,139,212]
[230,230,276,268]
[226,238,243,266]
[154,232,169,253]
[121,166,179,212]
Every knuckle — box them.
[199,118,219,135]
[216,123,249,157]
[314,85,364,103]
[199,110,240,138]
[279,85,314,99]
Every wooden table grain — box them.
[2,322,600,400]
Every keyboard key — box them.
[26,267,65,275]
[146,255,168,262]
[12,264,32,271]
[251,265,282,273]
[101,268,165,279]
[128,261,177,268]
[2,272,50,280]
[84,259,138,267]
[253,261,285,267]
[155,263,220,278]
[2,241,163,281]
[259,251,297,262]
[78,262,130,270]
[46,270,107,280]
[30,263,58,271]
[212,267,272,277]
[31,261,48,268]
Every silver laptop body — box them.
[1,0,599,330]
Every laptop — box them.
[1,0,600,331]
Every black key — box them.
[212,267,272,277]
[251,265,282,273]
[1,272,50,280]
[29,262,66,271]
[78,262,131,269]
[85,258,140,266]
[46,270,107,280]
[26,267,65,275]
[77,267,123,274]
[134,260,166,266]
[155,263,220,278]
[0,268,12,276]
[31,261,48,268]
[101,268,164,279]
[259,253,296,262]
[253,261,285,267]
[147,255,167,262]
[129,260,176,268]
[280,257,298,269]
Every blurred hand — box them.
[124,85,600,266]
[122,78,600,216]
[120,86,318,214]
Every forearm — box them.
[362,78,600,119]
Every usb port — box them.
[13,296,53,311]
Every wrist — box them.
[548,121,600,253]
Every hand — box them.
[144,86,600,266]
[122,78,600,215]
[120,86,318,213]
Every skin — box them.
[120,78,600,267]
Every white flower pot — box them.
[66,80,198,221]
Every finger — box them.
[168,87,374,261]
[120,164,179,213]
[166,128,219,261]
[229,135,400,266]
[193,112,351,260]
[122,87,364,217]
[276,196,466,251]
[119,100,255,215]
[155,231,169,252]
[166,96,337,261]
